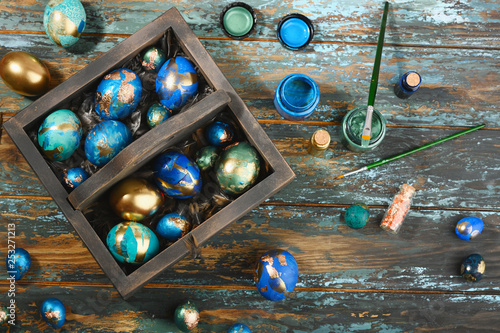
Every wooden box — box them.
[3,8,295,299]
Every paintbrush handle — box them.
[367,124,486,169]
[368,1,389,107]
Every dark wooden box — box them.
[3,8,295,299]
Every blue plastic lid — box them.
[277,14,314,50]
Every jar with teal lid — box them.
[340,106,386,152]
[274,73,320,121]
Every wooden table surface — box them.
[1,0,500,332]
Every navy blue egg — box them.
[95,68,143,120]
[455,216,484,241]
[205,121,235,147]
[41,298,66,329]
[6,248,31,281]
[254,249,298,301]
[84,120,132,167]
[153,151,202,199]
[62,167,89,189]
[156,213,191,241]
[228,323,252,333]
[461,253,485,282]
[156,56,198,111]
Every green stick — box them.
[336,124,486,179]
[361,1,390,147]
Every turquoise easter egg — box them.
[43,0,86,48]
[106,222,160,265]
[344,203,370,229]
[38,109,82,161]
[147,103,172,128]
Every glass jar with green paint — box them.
[340,106,386,152]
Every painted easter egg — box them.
[156,213,191,241]
[455,216,484,241]
[461,253,485,282]
[344,203,370,229]
[0,305,7,325]
[95,68,143,120]
[84,120,132,167]
[147,103,172,128]
[43,0,86,48]
[205,121,235,147]
[41,298,66,329]
[6,248,31,281]
[228,323,252,333]
[254,249,299,301]
[109,178,164,221]
[216,142,260,195]
[141,46,167,72]
[38,109,82,161]
[62,167,89,190]
[153,151,202,199]
[174,301,200,332]
[106,222,160,265]
[156,56,198,111]
[0,51,51,96]
[195,145,219,171]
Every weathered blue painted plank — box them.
[1,35,500,127]
[3,284,500,332]
[1,0,500,47]
[1,199,498,292]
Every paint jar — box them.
[307,129,330,157]
[380,184,416,234]
[340,106,386,152]
[394,71,421,99]
[277,14,314,50]
[274,73,320,121]
[220,2,257,40]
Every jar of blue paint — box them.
[274,73,320,121]
[277,14,314,50]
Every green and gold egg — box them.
[216,142,260,195]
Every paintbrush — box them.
[361,1,390,147]
[336,124,486,179]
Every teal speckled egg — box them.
[344,203,370,229]
[174,301,200,332]
[141,46,167,72]
[195,146,219,171]
[106,222,160,265]
[216,142,260,195]
[43,0,86,48]
[38,109,82,161]
[147,103,172,128]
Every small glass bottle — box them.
[394,71,421,99]
[380,184,416,234]
[307,129,330,157]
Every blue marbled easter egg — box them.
[455,216,484,241]
[156,213,191,241]
[41,298,66,329]
[227,323,252,333]
[254,249,298,301]
[106,222,160,265]
[156,56,198,111]
[95,68,143,120]
[6,248,31,281]
[153,151,202,199]
[38,109,82,161]
[147,103,172,128]
[84,120,132,167]
[205,121,235,147]
[62,167,89,189]
[43,0,86,48]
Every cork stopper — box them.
[400,183,416,199]
[405,72,421,88]
[311,129,330,149]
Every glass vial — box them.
[307,129,330,156]
[380,184,416,234]
[394,71,421,99]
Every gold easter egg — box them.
[0,51,51,96]
[109,178,165,221]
